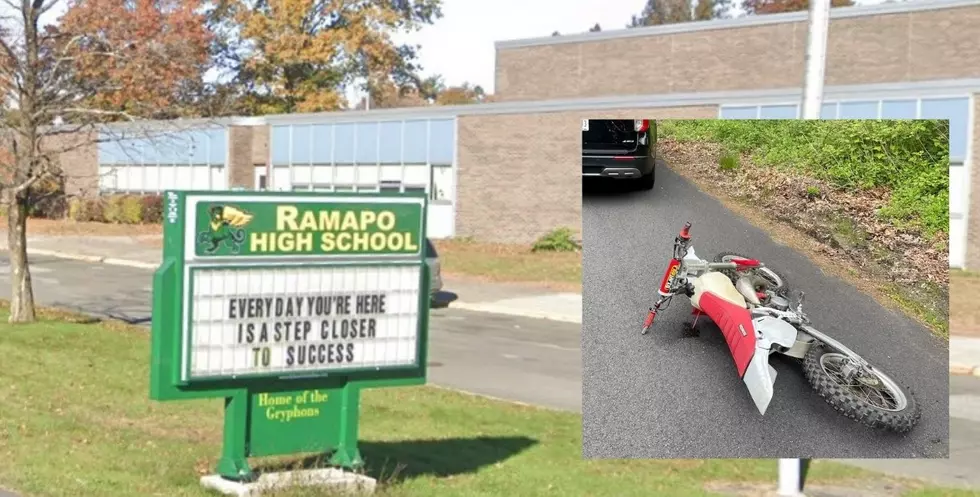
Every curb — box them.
[450,302,582,324]
[3,247,160,270]
[950,363,980,377]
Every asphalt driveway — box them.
[581,163,949,459]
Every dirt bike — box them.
[641,222,920,433]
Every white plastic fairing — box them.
[743,348,777,415]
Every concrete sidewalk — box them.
[0,234,583,324]
[951,336,980,377]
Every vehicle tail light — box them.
[634,119,649,132]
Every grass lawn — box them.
[1,305,972,497]
[433,239,581,291]
[951,270,980,337]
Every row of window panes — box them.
[98,128,228,165]
[719,96,969,160]
[98,163,225,191]
[270,119,455,166]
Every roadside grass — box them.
[13,218,164,237]
[409,238,580,291]
[951,270,980,337]
[660,119,949,239]
[1,303,967,497]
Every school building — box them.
[57,0,980,267]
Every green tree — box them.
[629,0,732,26]
[589,23,602,32]
[743,0,854,14]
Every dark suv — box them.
[582,119,657,190]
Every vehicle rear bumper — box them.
[582,155,655,179]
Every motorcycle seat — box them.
[691,272,747,309]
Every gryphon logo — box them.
[197,205,253,254]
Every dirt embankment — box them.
[660,138,948,336]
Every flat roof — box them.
[494,0,980,50]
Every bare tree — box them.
[0,0,204,323]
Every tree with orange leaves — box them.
[56,0,213,119]
[228,0,442,114]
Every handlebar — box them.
[679,222,691,240]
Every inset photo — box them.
[581,118,950,459]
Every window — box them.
[759,105,798,119]
[311,124,332,164]
[290,125,312,164]
[271,126,291,165]
[820,103,837,119]
[921,97,969,160]
[428,119,455,165]
[402,120,428,163]
[333,124,356,164]
[880,100,917,119]
[355,122,379,164]
[838,101,878,119]
[378,121,402,164]
[720,106,757,119]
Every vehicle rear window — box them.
[583,120,638,149]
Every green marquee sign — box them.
[149,190,430,482]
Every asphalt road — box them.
[0,254,582,412]
[581,164,949,459]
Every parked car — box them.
[582,119,657,190]
[425,238,443,295]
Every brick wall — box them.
[42,130,99,197]
[495,6,980,101]
[456,106,718,243]
[966,94,980,270]
[227,125,255,189]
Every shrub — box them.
[103,195,125,223]
[69,197,106,222]
[805,185,821,198]
[120,195,143,224]
[718,150,740,172]
[141,195,163,224]
[532,227,581,253]
[67,197,83,221]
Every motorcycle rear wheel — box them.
[802,343,921,433]
[712,251,790,297]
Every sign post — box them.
[782,0,830,495]
[150,190,430,487]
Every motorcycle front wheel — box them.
[802,343,920,433]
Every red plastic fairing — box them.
[731,257,761,270]
[696,292,757,377]
[658,259,681,296]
